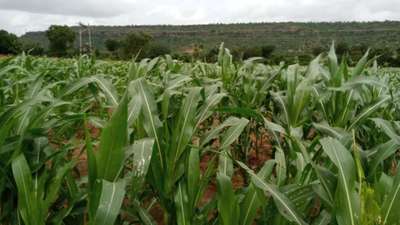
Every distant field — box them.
[21,21,400,55]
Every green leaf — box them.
[92,180,126,225]
[132,78,164,169]
[331,76,385,91]
[63,75,119,106]
[0,114,16,150]
[375,173,393,202]
[200,117,242,147]
[237,161,308,225]
[271,92,290,127]
[217,173,239,225]
[44,161,75,210]
[132,199,157,225]
[328,42,338,76]
[371,118,400,144]
[97,94,128,181]
[220,117,249,149]
[170,87,202,166]
[264,117,286,135]
[368,140,400,177]
[195,93,226,129]
[381,165,400,225]
[351,50,370,77]
[311,166,336,208]
[165,74,192,90]
[131,138,154,197]
[128,93,143,125]
[275,148,287,186]
[85,118,100,219]
[320,137,359,225]
[218,149,234,178]
[215,107,263,122]
[240,160,275,225]
[312,210,331,225]
[175,182,190,225]
[313,122,350,141]
[187,148,200,207]
[11,154,45,225]
[195,155,217,207]
[306,55,322,80]
[349,95,390,129]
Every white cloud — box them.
[0,0,399,35]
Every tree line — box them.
[0,25,172,59]
[1,25,400,66]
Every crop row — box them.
[0,44,400,225]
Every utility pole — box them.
[78,22,93,55]
[88,24,92,55]
[79,29,82,55]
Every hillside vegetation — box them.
[21,21,400,54]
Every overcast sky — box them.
[1,0,400,35]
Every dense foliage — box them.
[0,44,400,225]
[46,25,76,56]
[0,29,22,54]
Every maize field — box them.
[0,44,400,225]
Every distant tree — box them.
[296,54,313,65]
[336,41,349,56]
[349,43,368,62]
[261,45,275,58]
[371,47,399,67]
[94,48,101,57]
[46,25,75,56]
[205,46,220,62]
[171,52,191,62]
[0,30,21,54]
[271,54,286,64]
[105,39,120,52]
[231,47,244,61]
[243,47,261,59]
[192,44,204,59]
[22,41,44,56]
[121,32,152,59]
[312,45,325,56]
[355,43,368,54]
[393,48,400,67]
[146,43,171,58]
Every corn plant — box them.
[1,45,400,225]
